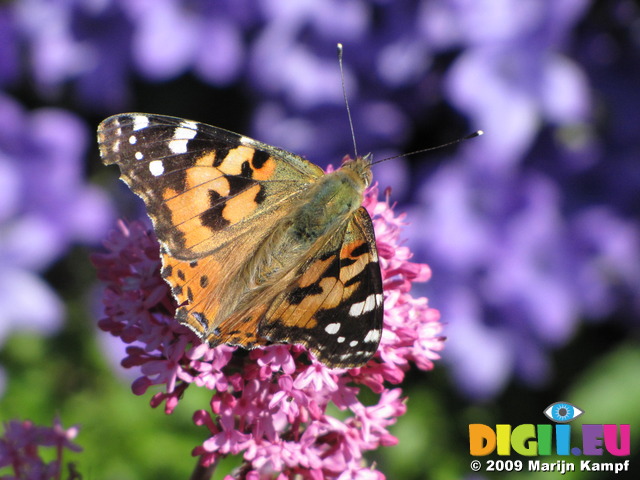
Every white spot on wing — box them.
[337,336,346,343]
[348,294,379,317]
[135,151,144,160]
[132,115,149,131]
[349,302,363,317]
[364,329,381,343]
[168,121,198,154]
[325,323,340,335]
[169,139,187,154]
[174,125,198,140]
[349,340,358,347]
[129,135,137,145]
[149,160,164,176]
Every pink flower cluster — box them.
[92,185,444,479]
[0,417,81,480]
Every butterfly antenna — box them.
[370,130,484,166]
[338,43,359,159]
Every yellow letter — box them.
[511,424,537,455]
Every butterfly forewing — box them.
[98,113,323,258]
[98,113,383,368]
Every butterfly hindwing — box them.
[257,207,383,367]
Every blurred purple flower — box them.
[0,416,81,479]
[406,78,640,400]
[408,164,589,395]
[72,2,136,111]
[7,0,133,110]
[123,0,247,84]
[13,0,92,97]
[0,93,113,392]
[439,0,592,168]
[0,8,19,87]
[92,183,442,478]
[402,0,640,398]
[7,0,251,110]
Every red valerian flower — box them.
[93,184,444,479]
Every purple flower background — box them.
[0,94,113,394]
[1,0,640,476]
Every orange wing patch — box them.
[160,253,223,335]
[160,258,265,349]
[157,149,268,254]
[221,184,264,224]
[218,145,277,180]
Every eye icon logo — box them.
[543,401,584,423]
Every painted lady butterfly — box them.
[97,114,383,368]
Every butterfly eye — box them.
[543,402,584,423]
